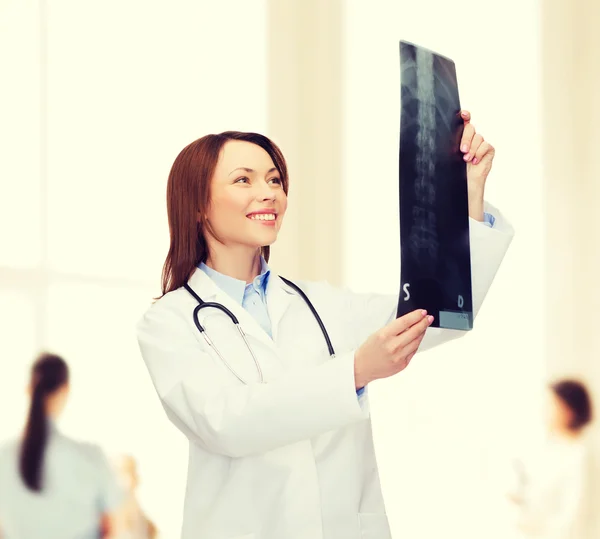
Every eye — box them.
[268,177,282,185]
[235,177,250,184]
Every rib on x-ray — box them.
[396,41,473,330]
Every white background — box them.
[1,1,543,538]
[341,1,544,537]
[1,1,267,536]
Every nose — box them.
[256,180,276,202]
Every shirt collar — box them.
[199,257,271,306]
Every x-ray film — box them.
[396,41,473,330]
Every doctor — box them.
[137,111,513,539]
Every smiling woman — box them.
[137,127,513,539]
[204,140,288,280]
[160,132,289,296]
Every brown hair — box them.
[160,131,289,296]
[20,352,69,492]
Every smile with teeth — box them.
[248,214,276,221]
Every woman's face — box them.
[205,140,287,253]
[546,390,572,433]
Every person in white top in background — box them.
[0,353,124,539]
[137,112,514,539]
[507,379,594,539]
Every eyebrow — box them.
[228,167,278,176]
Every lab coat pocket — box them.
[358,513,392,539]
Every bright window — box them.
[1,1,268,536]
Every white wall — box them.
[4,1,590,538]
[0,1,268,537]
[542,0,600,535]
[342,1,544,538]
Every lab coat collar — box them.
[186,268,295,352]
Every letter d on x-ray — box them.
[403,283,411,301]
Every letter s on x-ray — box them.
[402,283,411,301]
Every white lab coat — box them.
[137,203,513,539]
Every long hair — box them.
[551,379,593,431]
[19,353,69,492]
[160,131,289,297]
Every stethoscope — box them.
[183,277,335,385]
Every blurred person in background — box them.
[507,379,593,539]
[0,352,123,539]
[112,454,157,539]
[137,112,514,539]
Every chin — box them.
[254,231,279,246]
[263,235,278,246]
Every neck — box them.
[549,425,581,442]
[206,246,262,283]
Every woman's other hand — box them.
[460,109,495,221]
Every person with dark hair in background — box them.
[0,352,123,539]
[507,378,594,539]
[550,380,593,433]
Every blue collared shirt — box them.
[0,426,123,539]
[199,259,273,337]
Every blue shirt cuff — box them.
[357,387,365,397]
[482,212,495,228]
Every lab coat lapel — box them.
[186,269,277,354]
[266,275,295,341]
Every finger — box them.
[403,333,424,363]
[460,123,476,155]
[460,110,471,123]
[389,314,432,352]
[472,141,495,166]
[395,332,426,367]
[384,309,428,337]
[465,134,483,163]
[399,350,417,371]
[405,323,427,354]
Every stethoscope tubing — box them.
[184,277,334,385]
